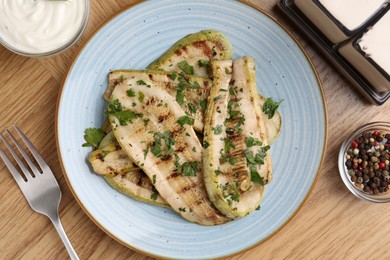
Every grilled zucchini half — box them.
[109,78,230,225]
[104,70,211,133]
[203,57,272,218]
[147,30,232,78]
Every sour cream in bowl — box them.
[0,0,89,57]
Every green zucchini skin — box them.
[103,171,169,208]
[147,30,232,78]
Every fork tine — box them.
[0,132,31,181]
[5,128,41,177]
[0,146,26,185]
[13,125,48,171]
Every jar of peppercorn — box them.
[338,122,390,203]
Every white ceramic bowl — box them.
[0,0,90,57]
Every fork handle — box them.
[50,216,80,260]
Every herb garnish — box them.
[82,128,105,147]
[212,125,223,135]
[263,98,283,119]
[177,115,195,127]
[198,59,209,68]
[127,88,136,97]
[138,91,145,103]
[245,137,263,147]
[180,161,201,176]
[150,131,175,159]
[178,61,194,75]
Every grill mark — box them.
[215,41,224,52]
[158,112,171,123]
[192,41,212,57]
[136,175,143,186]
[178,182,198,193]
[148,74,153,80]
[175,49,182,56]
[167,172,180,180]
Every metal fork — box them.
[0,125,79,260]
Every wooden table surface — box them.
[1,0,389,259]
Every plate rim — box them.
[55,0,328,258]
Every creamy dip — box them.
[0,0,86,54]
[358,11,390,76]
[318,0,385,30]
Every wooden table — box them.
[1,1,389,259]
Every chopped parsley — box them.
[150,131,175,159]
[138,91,145,103]
[198,59,209,68]
[108,98,122,113]
[113,110,143,126]
[245,137,263,147]
[212,125,223,135]
[199,99,207,112]
[137,80,147,85]
[243,146,270,186]
[181,161,201,176]
[263,98,283,119]
[152,175,156,185]
[177,115,195,127]
[169,72,177,81]
[203,140,210,149]
[82,128,105,147]
[213,95,222,101]
[150,191,158,200]
[188,103,197,114]
[126,88,136,97]
[178,61,194,75]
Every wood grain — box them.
[0,1,389,259]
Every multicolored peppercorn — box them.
[345,131,390,194]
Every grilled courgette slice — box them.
[109,78,230,225]
[147,30,232,78]
[203,57,272,218]
[104,70,212,132]
[104,170,169,208]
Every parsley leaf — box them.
[113,110,143,126]
[212,125,223,135]
[198,59,209,68]
[245,137,263,147]
[181,161,201,176]
[82,128,105,147]
[263,98,283,119]
[137,80,147,85]
[138,91,145,103]
[150,191,158,200]
[178,61,194,75]
[250,166,265,185]
[169,72,177,81]
[127,88,136,97]
[177,115,195,127]
[108,99,122,114]
[199,99,207,112]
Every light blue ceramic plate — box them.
[57,0,327,258]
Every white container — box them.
[339,9,390,93]
[294,0,387,44]
[0,0,90,57]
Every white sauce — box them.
[0,0,86,54]
[319,0,385,30]
[359,11,390,75]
